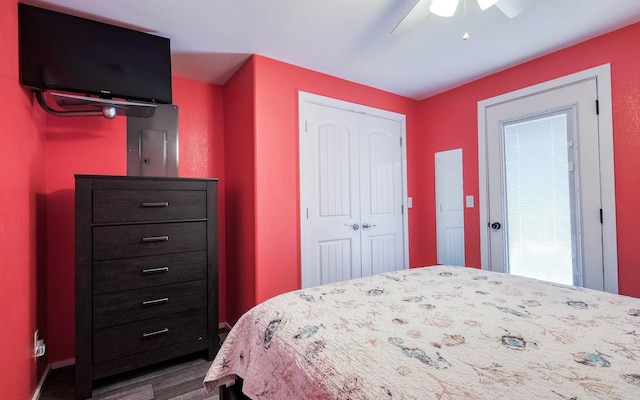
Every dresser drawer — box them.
[93,251,207,294]
[93,189,207,223]
[93,280,207,329]
[93,222,207,260]
[93,309,207,364]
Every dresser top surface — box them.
[75,174,219,182]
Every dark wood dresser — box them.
[74,175,219,399]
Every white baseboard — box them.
[31,364,50,400]
[51,357,75,369]
[218,321,231,330]
[32,358,75,400]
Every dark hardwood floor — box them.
[39,326,231,399]
[39,353,219,400]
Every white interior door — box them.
[300,94,408,288]
[484,78,606,290]
[300,104,361,288]
[359,114,405,276]
[435,149,465,266]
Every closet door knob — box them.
[349,223,360,231]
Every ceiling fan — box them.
[392,0,537,35]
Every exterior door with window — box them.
[481,73,617,292]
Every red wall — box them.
[221,55,418,322]
[4,2,640,395]
[414,22,640,297]
[44,76,226,363]
[1,1,226,390]
[253,56,419,304]
[173,77,227,325]
[0,1,48,398]
[223,58,257,322]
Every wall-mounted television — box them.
[18,3,172,105]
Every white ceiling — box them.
[29,0,640,100]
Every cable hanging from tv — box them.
[35,91,158,119]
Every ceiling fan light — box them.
[477,0,499,11]
[430,0,459,17]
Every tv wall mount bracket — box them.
[35,90,157,119]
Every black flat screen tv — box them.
[18,3,172,104]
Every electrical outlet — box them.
[33,330,46,358]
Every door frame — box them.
[298,91,410,283]
[477,64,618,293]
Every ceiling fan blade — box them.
[392,0,432,35]
[495,0,536,18]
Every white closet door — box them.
[359,114,405,276]
[300,95,407,288]
[301,104,361,288]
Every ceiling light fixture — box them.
[392,0,536,35]
[429,0,500,40]
[430,0,459,17]
[430,0,501,17]
[462,0,470,40]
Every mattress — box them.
[204,265,640,399]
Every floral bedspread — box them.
[204,266,640,399]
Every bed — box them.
[203,265,640,399]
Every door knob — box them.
[489,222,501,230]
[349,223,360,231]
[362,223,376,230]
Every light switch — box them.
[465,195,474,208]
[407,197,413,208]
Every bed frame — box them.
[219,379,250,400]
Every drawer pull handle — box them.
[142,328,169,339]
[141,202,169,207]
[141,236,169,242]
[142,266,169,274]
[142,297,169,306]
